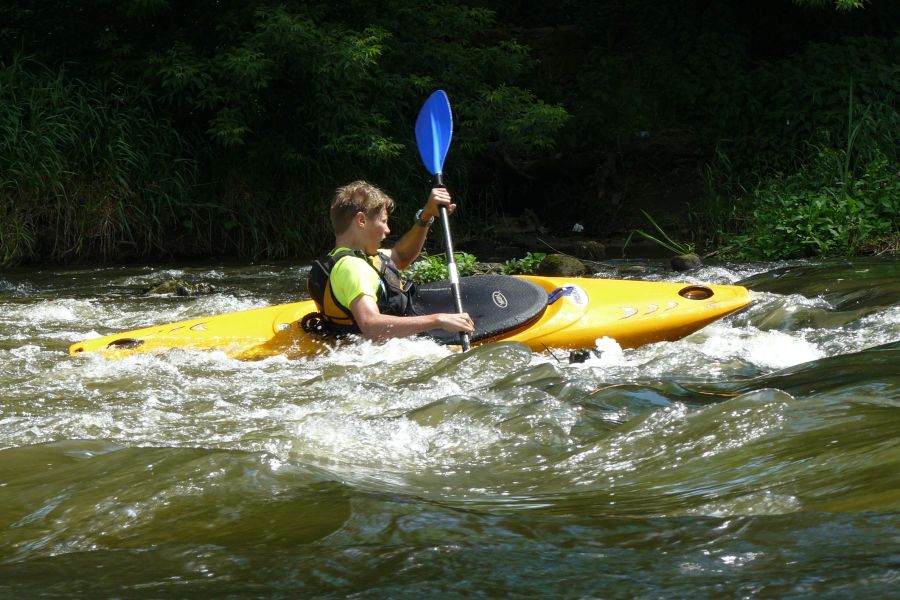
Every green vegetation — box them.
[624,211,695,257]
[795,0,867,9]
[404,251,553,284]
[404,252,479,284]
[724,148,899,259]
[503,252,547,275]
[1,0,897,265]
[717,71,899,259]
[0,57,197,266]
[1,1,568,265]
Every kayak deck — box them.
[68,275,752,360]
[505,276,751,350]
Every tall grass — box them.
[0,55,200,266]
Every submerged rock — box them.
[615,264,648,275]
[142,279,218,296]
[568,348,602,363]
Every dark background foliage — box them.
[1,0,897,264]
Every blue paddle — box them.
[415,90,470,351]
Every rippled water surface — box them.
[1,259,898,598]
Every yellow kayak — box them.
[69,275,751,360]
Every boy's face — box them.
[360,207,390,255]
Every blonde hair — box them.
[330,181,395,234]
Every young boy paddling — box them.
[306,181,474,341]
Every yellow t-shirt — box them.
[329,247,389,309]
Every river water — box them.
[1,259,897,598]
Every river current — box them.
[1,259,898,598]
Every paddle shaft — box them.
[433,174,470,351]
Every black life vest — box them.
[303,248,414,336]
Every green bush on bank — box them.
[403,251,548,284]
[502,252,547,275]
[404,252,479,284]
[723,147,899,259]
[710,33,900,260]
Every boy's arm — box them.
[390,187,455,270]
[350,295,473,341]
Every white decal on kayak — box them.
[665,301,679,311]
[645,304,659,314]
[563,284,588,306]
[621,307,638,319]
[190,323,207,331]
[492,291,508,308]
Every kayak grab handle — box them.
[547,286,575,305]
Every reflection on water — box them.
[0,258,898,597]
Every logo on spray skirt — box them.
[492,291,508,308]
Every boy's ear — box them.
[354,211,367,227]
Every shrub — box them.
[502,252,546,275]
[724,147,899,259]
[404,252,479,284]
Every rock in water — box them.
[537,254,588,277]
[671,253,702,271]
[143,279,217,296]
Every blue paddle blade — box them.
[415,90,453,176]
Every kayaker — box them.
[305,180,475,341]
